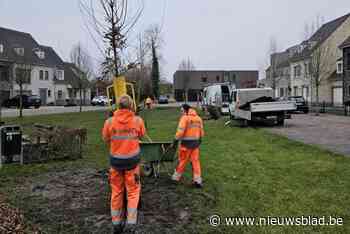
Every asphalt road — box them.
[0,106,108,118]
[0,102,193,118]
[0,102,201,118]
[268,113,350,157]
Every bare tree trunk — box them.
[110,3,119,77]
[80,86,83,113]
[19,81,23,118]
[0,89,2,122]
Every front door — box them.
[333,87,343,106]
[39,88,47,105]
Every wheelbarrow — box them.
[140,142,177,177]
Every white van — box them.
[202,83,235,115]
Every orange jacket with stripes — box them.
[175,108,204,149]
[103,109,146,170]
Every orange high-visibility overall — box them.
[172,108,204,184]
[102,109,146,226]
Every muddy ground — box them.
[1,168,214,234]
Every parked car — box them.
[2,95,41,109]
[280,96,309,113]
[91,96,109,106]
[158,95,169,104]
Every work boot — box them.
[112,224,123,234]
[193,181,203,189]
[123,224,137,233]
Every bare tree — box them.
[268,37,279,96]
[178,57,195,102]
[303,23,311,41]
[303,15,324,41]
[79,0,144,77]
[70,43,92,112]
[306,14,325,108]
[310,44,329,107]
[135,32,149,103]
[15,63,32,118]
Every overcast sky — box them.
[0,0,349,81]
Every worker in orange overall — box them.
[102,95,146,234]
[172,104,205,188]
[145,96,153,109]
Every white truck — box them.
[228,88,297,126]
[202,83,235,117]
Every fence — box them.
[310,102,350,116]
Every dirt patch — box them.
[5,168,212,233]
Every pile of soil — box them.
[7,168,210,233]
[0,196,40,234]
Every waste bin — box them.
[0,125,22,167]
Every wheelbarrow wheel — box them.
[142,163,153,177]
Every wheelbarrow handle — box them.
[145,134,153,143]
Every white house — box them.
[0,26,91,105]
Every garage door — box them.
[333,87,343,105]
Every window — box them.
[15,68,31,84]
[232,91,237,102]
[216,76,220,82]
[280,88,284,97]
[45,71,49,80]
[230,73,237,83]
[348,53,350,69]
[0,44,3,53]
[56,70,64,80]
[348,86,350,96]
[293,86,298,96]
[337,61,343,74]
[294,65,301,77]
[0,69,9,82]
[35,51,45,59]
[48,90,51,97]
[58,90,63,99]
[39,70,43,80]
[305,63,310,76]
[14,47,24,56]
[201,77,207,83]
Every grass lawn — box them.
[1,108,350,233]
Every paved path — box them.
[268,114,350,156]
[0,102,189,118]
[0,106,108,118]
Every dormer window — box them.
[56,70,64,80]
[309,41,317,49]
[0,44,3,53]
[35,50,45,59]
[14,47,24,56]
